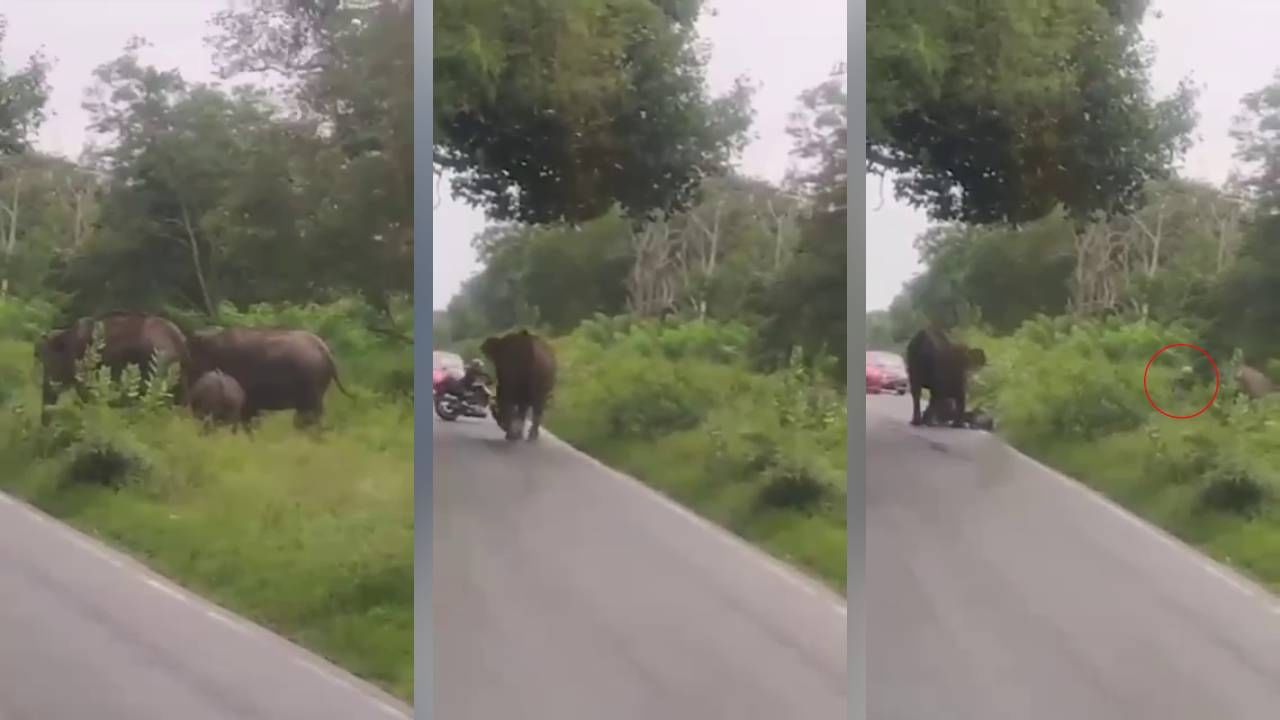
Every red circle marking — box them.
[1143,343,1219,420]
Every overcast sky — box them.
[4,1,1274,313]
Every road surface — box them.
[0,492,412,720]
[433,417,849,720]
[867,393,1280,720]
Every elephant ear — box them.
[480,337,500,361]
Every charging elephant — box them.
[480,329,557,441]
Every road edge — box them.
[0,489,414,719]
[540,430,849,617]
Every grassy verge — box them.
[541,316,848,590]
[967,315,1280,597]
[0,298,414,702]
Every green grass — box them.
[0,298,414,702]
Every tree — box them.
[432,0,755,225]
[757,66,847,380]
[208,0,413,313]
[0,15,52,156]
[868,0,1197,225]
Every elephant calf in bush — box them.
[1236,365,1276,400]
[189,370,247,431]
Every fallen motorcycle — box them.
[432,370,491,421]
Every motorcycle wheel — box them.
[434,395,460,421]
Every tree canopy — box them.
[869,0,1197,225]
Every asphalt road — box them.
[866,393,1280,720]
[0,492,412,720]
[432,416,849,720]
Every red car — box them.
[866,351,909,395]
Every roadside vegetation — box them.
[867,0,1280,596]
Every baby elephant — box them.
[189,370,247,431]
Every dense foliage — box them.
[868,0,1197,224]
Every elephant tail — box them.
[324,345,355,398]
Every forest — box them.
[868,0,1280,596]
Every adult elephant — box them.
[35,311,190,420]
[480,328,557,442]
[186,327,351,427]
[905,327,986,428]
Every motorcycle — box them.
[432,369,492,421]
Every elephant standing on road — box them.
[481,329,557,442]
[186,327,351,428]
[35,312,190,420]
[905,328,986,428]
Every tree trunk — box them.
[176,201,218,320]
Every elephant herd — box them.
[35,311,350,431]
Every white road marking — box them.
[543,432,850,617]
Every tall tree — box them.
[757,66,848,380]
[0,15,52,156]
[868,0,1196,225]
[432,0,755,225]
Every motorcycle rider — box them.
[445,358,491,402]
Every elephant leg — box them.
[527,399,545,441]
[950,389,967,429]
[909,381,924,426]
[509,404,530,441]
[922,391,940,426]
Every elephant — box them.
[35,311,190,421]
[188,370,248,431]
[905,328,986,428]
[186,327,351,428]
[480,328,557,442]
[1236,364,1275,400]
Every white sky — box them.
[4,1,1270,314]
